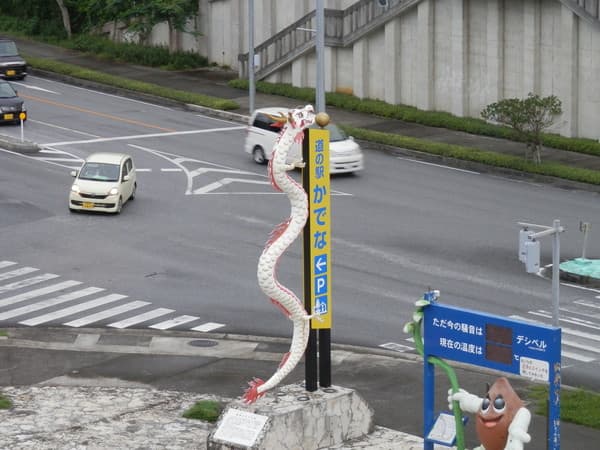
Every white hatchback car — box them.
[244,107,364,174]
[69,152,137,214]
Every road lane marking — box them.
[0,274,60,295]
[19,294,127,326]
[191,322,226,332]
[0,261,17,269]
[149,315,199,330]
[64,301,150,327]
[108,308,174,329]
[0,267,38,281]
[0,286,103,320]
[397,157,480,174]
[21,93,176,133]
[44,126,246,147]
[193,178,270,194]
[0,281,83,307]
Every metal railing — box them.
[239,0,421,80]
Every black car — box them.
[0,79,27,124]
[0,38,27,80]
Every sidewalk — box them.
[2,38,600,449]
[2,327,600,449]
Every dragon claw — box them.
[242,377,266,404]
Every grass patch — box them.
[25,56,239,111]
[182,400,223,423]
[528,385,600,429]
[342,125,600,186]
[0,394,11,409]
[0,330,7,337]
[228,78,600,158]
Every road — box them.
[1,74,600,389]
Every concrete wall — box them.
[144,0,600,140]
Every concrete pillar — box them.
[522,0,541,96]
[384,17,401,105]
[486,0,504,103]
[291,59,307,87]
[450,0,467,116]
[560,5,579,137]
[353,39,368,99]
[416,0,434,110]
[324,46,336,93]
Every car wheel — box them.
[130,183,137,201]
[252,146,267,165]
[115,197,123,214]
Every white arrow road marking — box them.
[0,261,17,269]
[11,83,59,94]
[193,178,270,194]
[44,126,246,147]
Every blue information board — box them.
[424,303,561,380]
[422,302,561,450]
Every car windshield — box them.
[0,41,18,57]
[0,82,16,98]
[309,123,348,142]
[79,162,120,182]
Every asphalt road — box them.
[1,74,600,390]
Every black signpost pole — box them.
[303,130,318,392]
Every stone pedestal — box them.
[207,383,374,450]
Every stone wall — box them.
[144,0,600,140]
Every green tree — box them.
[481,93,562,164]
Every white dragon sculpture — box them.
[243,105,316,403]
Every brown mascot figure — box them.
[448,377,531,450]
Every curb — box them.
[0,133,40,154]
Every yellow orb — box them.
[315,112,330,128]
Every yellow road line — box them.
[21,94,176,132]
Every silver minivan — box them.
[244,107,364,174]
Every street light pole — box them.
[315,0,325,113]
[248,0,255,113]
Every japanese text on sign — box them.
[307,130,331,329]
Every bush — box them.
[26,57,238,111]
[63,35,209,70]
[228,79,600,158]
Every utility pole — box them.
[248,0,255,113]
[518,220,565,327]
[315,0,325,113]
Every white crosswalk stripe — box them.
[19,294,128,326]
[0,273,60,294]
[149,315,199,330]
[0,267,38,281]
[0,262,226,333]
[0,286,102,320]
[0,280,83,307]
[63,301,150,327]
[108,308,174,329]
